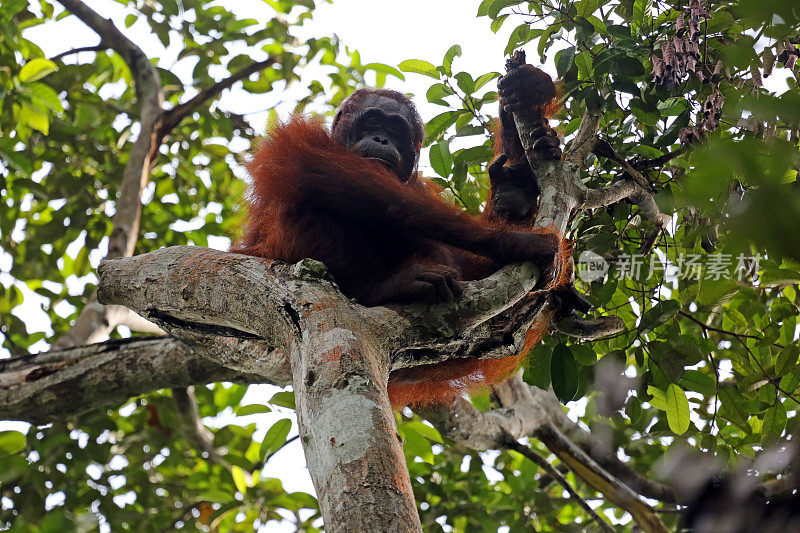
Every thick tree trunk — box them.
[291,295,420,531]
[16,245,538,532]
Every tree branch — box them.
[535,423,668,533]
[155,56,278,146]
[633,145,689,171]
[565,105,603,169]
[0,337,265,424]
[95,246,544,373]
[173,386,244,476]
[50,303,162,350]
[423,373,553,449]
[582,179,671,228]
[513,380,678,504]
[580,139,672,229]
[2,246,545,426]
[56,0,163,260]
[592,139,652,190]
[555,315,627,340]
[504,437,615,533]
[50,43,108,62]
[426,376,668,532]
[51,0,164,350]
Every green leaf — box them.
[0,431,26,456]
[401,425,433,463]
[627,145,665,159]
[203,143,230,157]
[426,83,453,105]
[506,23,531,56]
[609,55,645,77]
[363,63,405,81]
[124,13,137,28]
[607,24,631,38]
[469,390,491,410]
[665,384,690,435]
[454,72,474,94]
[0,0,27,20]
[398,59,439,79]
[571,344,597,365]
[679,370,716,396]
[269,391,295,409]
[19,58,57,83]
[423,110,464,145]
[236,404,272,416]
[657,98,689,116]
[19,104,49,134]
[488,0,525,18]
[618,0,635,19]
[762,402,786,443]
[556,47,576,77]
[576,0,598,18]
[260,419,292,462]
[638,300,679,332]
[473,72,500,92]
[526,346,552,390]
[490,14,509,33]
[536,25,557,60]
[27,83,63,113]
[550,344,578,402]
[477,0,493,16]
[718,385,752,429]
[631,105,660,126]
[442,45,462,77]
[774,345,799,377]
[647,386,667,410]
[231,465,249,494]
[429,141,453,177]
[402,421,443,444]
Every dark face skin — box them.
[339,95,418,181]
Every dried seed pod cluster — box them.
[774,41,799,72]
[679,88,724,144]
[653,1,707,88]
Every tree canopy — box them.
[1,0,799,531]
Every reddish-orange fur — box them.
[390,87,569,409]
[235,114,570,409]
[387,226,571,409]
[386,314,552,408]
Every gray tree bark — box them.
[0,245,545,531]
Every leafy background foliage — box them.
[2,0,800,531]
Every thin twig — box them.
[592,139,652,190]
[153,56,279,151]
[504,436,615,533]
[679,310,784,348]
[734,336,800,405]
[535,423,668,533]
[255,435,300,471]
[633,145,689,170]
[173,386,241,474]
[50,44,108,62]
